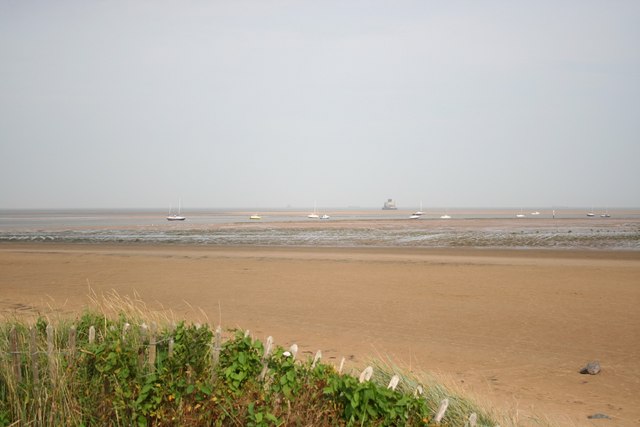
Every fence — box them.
[3,321,485,426]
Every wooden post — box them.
[88,325,96,344]
[46,324,55,382]
[29,326,39,385]
[338,357,345,375]
[211,326,222,367]
[311,350,322,369]
[122,322,130,342]
[387,374,400,390]
[288,343,298,360]
[139,324,148,369]
[210,326,222,382]
[168,338,175,358]
[259,336,274,381]
[145,322,156,372]
[68,326,77,363]
[434,398,449,424]
[148,334,157,372]
[262,336,273,362]
[414,385,424,397]
[468,413,477,427]
[358,366,373,383]
[9,326,21,383]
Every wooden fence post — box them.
[9,326,21,383]
[211,326,222,381]
[148,323,157,372]
[68,326,77,363]
[468,412,477,427]
[168,338,175,358]
[29,326,39,385]
[311,350,322,369]
[338,357,345,375]
[358,366,373,383]
[46,324,55,382]
[88,325,96,344]
[387,374,400,391]
[139,324,148,369]
[434,398,449,424]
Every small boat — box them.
[531,211,540,215]
[601,209,610,218]
[409,214,421,219]
[308,202,320,219]
[586,212,596,217]
[516,209,525,218]
[249,214,262,220]
[440,214,451,219]
[320,214,330,220]
[412,201,424,216]
[166,199,186,221]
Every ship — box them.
[382,198,398,210]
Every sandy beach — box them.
[1,242,639,425]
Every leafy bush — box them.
[0,312,501,426]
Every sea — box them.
[0,208,639,250]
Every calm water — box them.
[1,208,639,250]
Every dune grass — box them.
[0,295,531,426]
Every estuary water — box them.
[0,208,638,250]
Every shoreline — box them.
[2,242,639,425]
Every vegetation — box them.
[0,309,502,426]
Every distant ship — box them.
[382,198,398,210]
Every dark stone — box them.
[579,360,601,375]
[587,413,611,419]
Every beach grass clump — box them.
[1,309,503,426]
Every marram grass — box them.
[0,296,543,426]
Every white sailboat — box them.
[166,199,186,221]
[249,214,262,220]
[307,202,319,219]
[516,208,525,218]
[412,201,424,216]
[600,209,610,218]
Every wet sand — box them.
[1,243,639,425]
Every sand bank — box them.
[1,243,639,425]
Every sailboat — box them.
[587,207,596,217]
[516,208,525,218]
[249,214,262,220]
[412,201,424,216]
[166,199,186,221]
[600,209,610,218]
[307,202,319,219]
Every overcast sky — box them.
[1,1,638,210]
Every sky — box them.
[1,0,639,210]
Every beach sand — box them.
[1,243,639,425]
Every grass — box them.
[0,295,535,426]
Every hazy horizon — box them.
[1,1,639,210]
